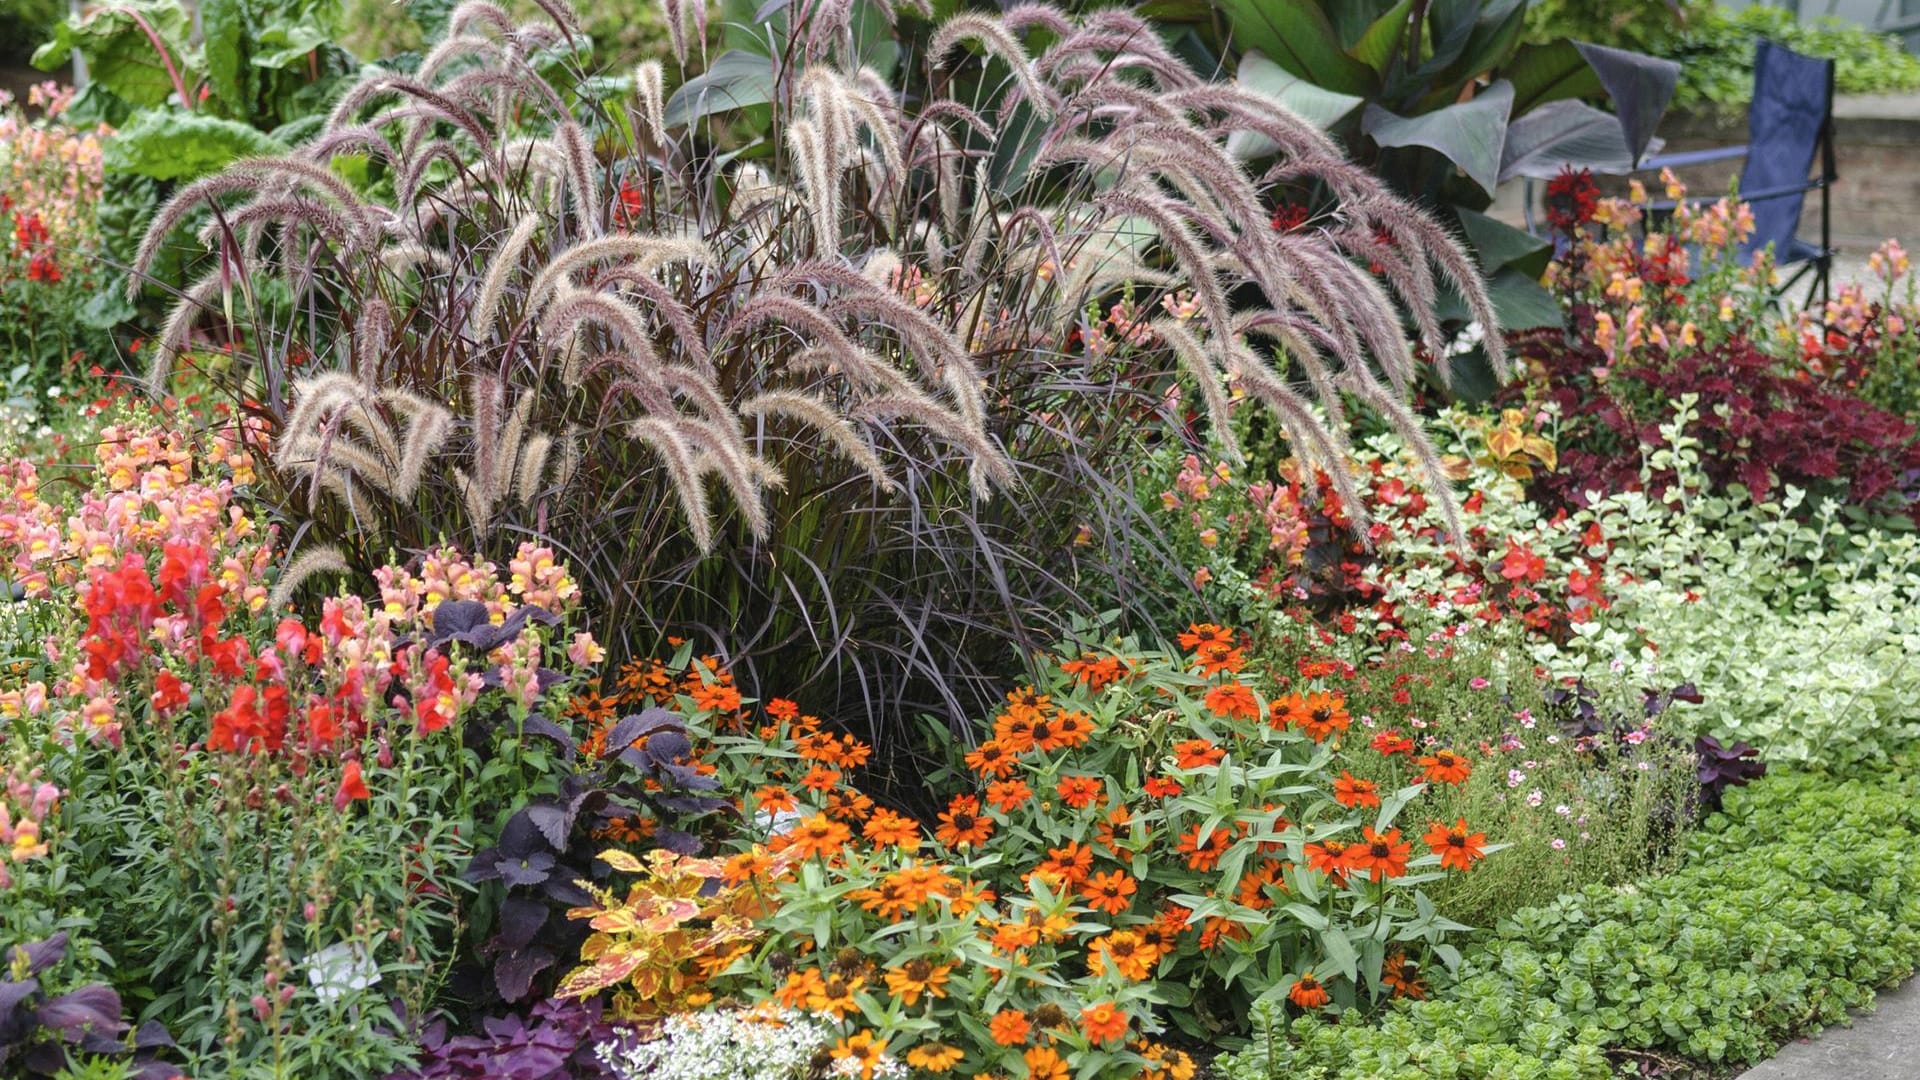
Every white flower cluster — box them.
[595,1006,837,1080]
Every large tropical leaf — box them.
[1574,41,1680,166]
[1497,98,1656,182]
[1216,0,1376,95]
[103,109,289,182]
[1349,1,1414,77]
[1230,50,1365,154]
[1363,80,1514,195]
[662,50,776,127]
[31,0,200,108]
[1454,206,1550,277]
[1503,40,1604,116]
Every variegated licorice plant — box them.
[131,0,1503,744]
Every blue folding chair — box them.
[1638,40,1837,307]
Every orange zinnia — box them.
[1346,825,1411,881]
[1235,860,1288,909]
[1203,680,1261,722]
[1423,818,1488,871]
[790,814,851,860]
[1034,842,1093,887]
[1081,1001,1129,1044]
[863,809,921,848]
[905,1043,963,1072]
[775,968,825,1009]
[1288,972,1330,1009]
[831,1030,889,1080]
[986,777,1033,812]
[988,1008,1031,1046]
[1416,748,1472,785]
[1022,1046,1070,1080]
[1079,869,1138,915]
[1303,840,1350,885]
[1175,824,1233,871]
[1332,771,1380,809]
[1088,929,1158,981]
[1178,623,1245,675]
[1047,709,1094,749]
[1172,738,1225,769]
[1056,775,1104,809]
[883,958,952,1006]
[754,785,797,815]
[934,795,994,848]
[1296,692,1350,742]
[965,739,1018,779]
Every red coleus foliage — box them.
[1512,317,1920,524]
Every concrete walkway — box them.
[1736,978,1920,1079]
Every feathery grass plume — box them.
[267,544,351,611]
[928,13,1056,117]
[126,0,1506,755]
[633,61,668,147]
[742,390,897,488]
[657,0,691,67]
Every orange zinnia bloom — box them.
[1203,681,1261,722]
[863,809,921,848]
[1178,623,1245,675]
[1079,869,1138,915]
[1382,950,1428,1000]
[765,697,800,721]
[799,764,842,792]
[1235,860,1288,909]
[1332,771,1380,808]
[1056,775,1104,809]
[1172,738,1224,769]
[988,1008,1031,1046]
[1088,929,1158,981]
[1416,748,1472,785]
[754,785,797,815]
[1047,709,1094,749]
[1142,776,1183,798]
[1288,972,1330,1009]
[1296,692,1350,742]
[965,739,1018,779]
[1423,818,1488,871]
[790,814,851,860]
[776,968,825,1009]
[1175,824,1233,871]
[1022,1046,1069,1080]
[985,777,1033,813]
[1303,840,1350,886]
[810,974,865,1019]
[831,1030,889,1080]
[1080,1001,1129,1044]
[1346,825,1411,881]
[934,795,994,848]
[904,1043,963,1072]
[883,958,952,1005]
[722,848,775,885]
[1034,842,1093,887]
[995,711,1038,753]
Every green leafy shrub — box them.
[1217,765,1920,1079]
[1536,3,1920,112]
